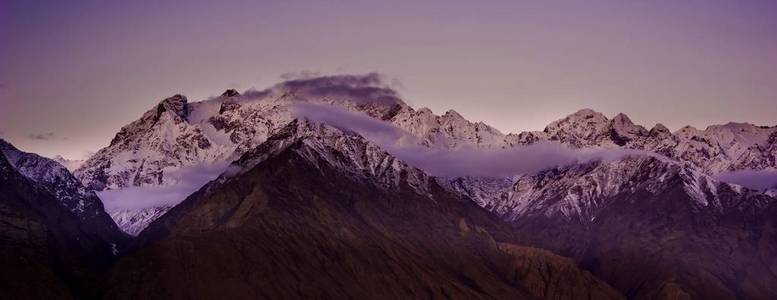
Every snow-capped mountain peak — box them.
[228,119,433,195]
[504,108,776,174]
[541,109,615,147]
[389,106,506,149]
[648,123,672,137]
[443,109,465,120]
[610,112,649,142]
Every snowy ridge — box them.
[484,155,775,223]
[75,86,777,194]
[0,139,102,217]
[75,94,233,191]
[75,75,411,193]
[388,107,506,149]
[442,110,775,220]
[504,109,777,174]
[226,119,434,196]
[72,75,474,233]
[438,176,514,207]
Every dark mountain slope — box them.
[0,139,130,252]
[0,147,123,299]
[501,157,777,300]
[106,122,621,299]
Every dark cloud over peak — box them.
[275,73,405,106]
[234,73,404,107]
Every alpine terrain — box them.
[105,120,622,299]
[3,74,775,299]
[73,75,777,236]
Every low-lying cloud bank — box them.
[387,143,654,178]
[293,103,657,178]
[716,170,777,190]
[97,162,228,211]
[295,103,777,190]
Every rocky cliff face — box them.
[106,123,621,299]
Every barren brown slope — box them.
[105,131,621,300]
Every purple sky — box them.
[1,0,776,159]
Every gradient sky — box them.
[1,0,776,159]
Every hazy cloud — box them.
[97,162,228,211]
[716,170,777,190]
[293,103,656,177]
[27,132,56,140]
[387,143,654,178]
[293,102,411,145]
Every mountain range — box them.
[70,75,777,236]
[2,74,776,299]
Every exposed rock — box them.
[221,89,240,98]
